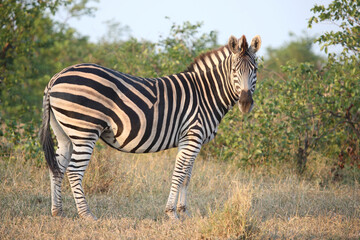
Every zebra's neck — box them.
[185,46,238,120]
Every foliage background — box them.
[0,0,359,183]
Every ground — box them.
[1,147,359,239]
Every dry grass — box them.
[1,146,359,239]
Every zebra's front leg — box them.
[67,140,97,220]
[165,140,200,220]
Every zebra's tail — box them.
[39,87,60,177]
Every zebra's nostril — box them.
[239,90,253,104]
[238,90,253,113]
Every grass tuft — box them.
[202,185,259,239]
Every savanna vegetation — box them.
[1,0,359,239]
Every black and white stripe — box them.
[39,35,261,220]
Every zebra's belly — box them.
[100,127,178,153]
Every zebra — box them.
[39,34,261,220]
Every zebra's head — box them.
[228,35,261,113]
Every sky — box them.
[55,0,339,57]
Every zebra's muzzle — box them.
[238,90,253,113]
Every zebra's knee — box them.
[55,145,72,170]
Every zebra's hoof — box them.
[52,209,65,217]
[80,212,98,221]
[165,209,179,221]
[177,205,190,218]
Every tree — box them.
[306,0,360,177]
[265,33,323,73]
[0,0,96,160]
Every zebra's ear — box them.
[250,35,262,53]
[228,35,240,54]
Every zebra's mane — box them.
[185,45,230,73]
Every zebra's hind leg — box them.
[176,167,193,218]
[67,138,98,220]
[49,113,72,217]
[49,148,71,217]
[165,137,200,220]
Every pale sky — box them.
[55,0,339,57]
